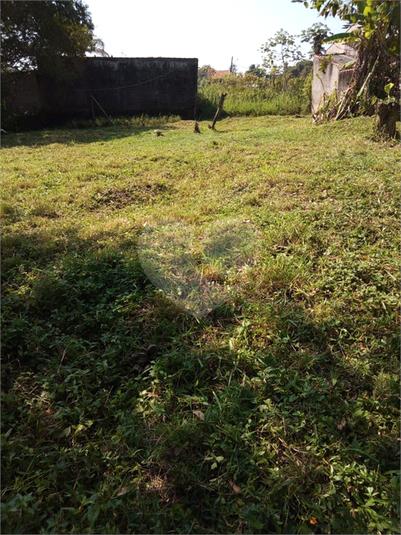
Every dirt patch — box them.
[86,182,175,210]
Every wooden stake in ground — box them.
[209,93,227,130]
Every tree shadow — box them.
[1,123,179,149]
[145,296,399,533]
[1,222,239,386]
[1,222,399,534]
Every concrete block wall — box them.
[5,57,198,128]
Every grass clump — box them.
[1,116,400,534]
[64,114,182,130]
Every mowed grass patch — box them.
[1,116,400,534]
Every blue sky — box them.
[85,0,346,72]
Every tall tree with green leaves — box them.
[300,22,333,56]
[260,29,304,86]
[1,0,96,78]
[246,64,266,78]
[198,65,216,83]
[293,0,400,137]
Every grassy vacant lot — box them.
[1,116,400,534]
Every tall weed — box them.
[197,74,311,118]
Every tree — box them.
[91,38,109,58]
[287,59,313,78]
[300,23,333,56]
[293,0,400,137]
[246,64,266,78]
[198,65,215,83]
[1,0,96,78]
[260,29,304,86]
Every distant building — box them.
[211,70,232,80]
[199,68,232,81]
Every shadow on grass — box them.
[1,223,399,534]
[1,123,178,149]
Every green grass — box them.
[1,116,400,534]
[197,76,311,118]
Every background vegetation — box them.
[2,116,399,534]
[197,73,312,118]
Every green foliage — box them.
[197,74,311,118]
[1,1,100,131]
[1,1,96,75]
[260,29,304,85]
[287,59,313,79]
[1,116,400,533]
[198,65,216,84]
[245,64,266,78]
[64,114,181,129]
[300,22,333,56]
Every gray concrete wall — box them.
[311,57,339,114]
[338,68,354,95]
[5,57,198,127]
[311,55,355,114]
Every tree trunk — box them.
[375,101,400,138]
